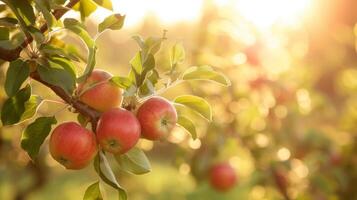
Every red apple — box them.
[49,122,97,170]
[209,163,237,192]
[77,70,122,112]
[96,108,141,154]
[136,97,177,140]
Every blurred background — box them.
[1,0,357,199]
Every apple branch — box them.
[30,72,101,131]
[0,0,80,61]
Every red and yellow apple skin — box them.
[136,97,177,140]
[209,163,237,192]
[96,108,141,154]
[49,122,97,170]
[77,70,123,112]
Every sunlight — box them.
[235,0,311,28]
[93,0,203,27]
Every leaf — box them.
[132,35,145,49]
[182,66,231,86]
[37,57,76,94]
[73,0,98,21]
[110,76,133,89]
[83,181,103,200]
[144,36,163,55]
[94,152,127,200]
[0,17,18,27]
[35,0,56,28]
[115,147,151,175]
[170,43,185,66]
[177,116,197,139]
[27,26,45,44]
[0,27,9,41]
[20,95,43,121]
[93,0,113,10]
[64,18,97,83]
[1,85,31,125]
[5,59,30,97]
[130,52,143,74]
[98,14,125,33]
[20,116,57,159]
[4,0,36,25]
[174,95,212,121]
[40,44,80,61]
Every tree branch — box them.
[30,72,100,131]
[0,0,80,61]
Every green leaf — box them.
[0,27,9,41]
[130,52,143,74]
[170,43,185,66]
[40,44,80,61]
[177,116,197,139]
[115,147,151,175]
[1,85,31,125]
[110,76,133,89]
[27,26,45,44]
[20,95,43,121]
[4,0,36,25]
[35,0,56,28]
[143,36,163,55]
[0,17,18,27]
[5,59,30,97]
[98,14,125,33]
[93,0,113,10]
[74,0,98,21]
[37,57,76,94]
[174,95,212,121]
[182,66,231,86]
[64,18,97,83]
[20,116,57,159]
[132,35,145,49]
[83,181,103,200]
[94,152,127,200]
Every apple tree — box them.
[0,0,230,199]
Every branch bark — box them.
[30,72,100,131]
[0,0,80,61]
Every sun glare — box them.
[92,0,203,27]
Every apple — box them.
[209,163,237,192]
[49,122,97,170]
[136,97,177,140]
[96,108,141,154]
[77,69,122,112]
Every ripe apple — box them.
[96,108,141,154]
[136,97,177,140]
[77,70,122,112]
[209,163,237,192]
[49,122,97,170]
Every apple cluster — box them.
[49,70,177,169]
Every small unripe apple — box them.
[137,97,177,140]
[77,70,122,112]
[49,122,97,170]
[209,163,237,192]
[96,108,141,154]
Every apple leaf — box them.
[115,147,151,175]
[20,95,43,121]
[0,17,18,27]
[73,0,98,21]
[83,181,103,200]
[20,116,57,160]
[110,76,133,89]
[1,85,31,125]
[94,152,127,200]
[5,59,30,97]
[38,57,76,94]
[35,0,56,28]
[174,95,212,121]
[3,0,36,26]
[98,14,125,33]
[93,0,113,10]
[182,65,231,86]
[177,115,197,139]
[64,18,97,83]
[170,43,185,67]
[0,27,9,41]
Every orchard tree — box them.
[0,0,230,199]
